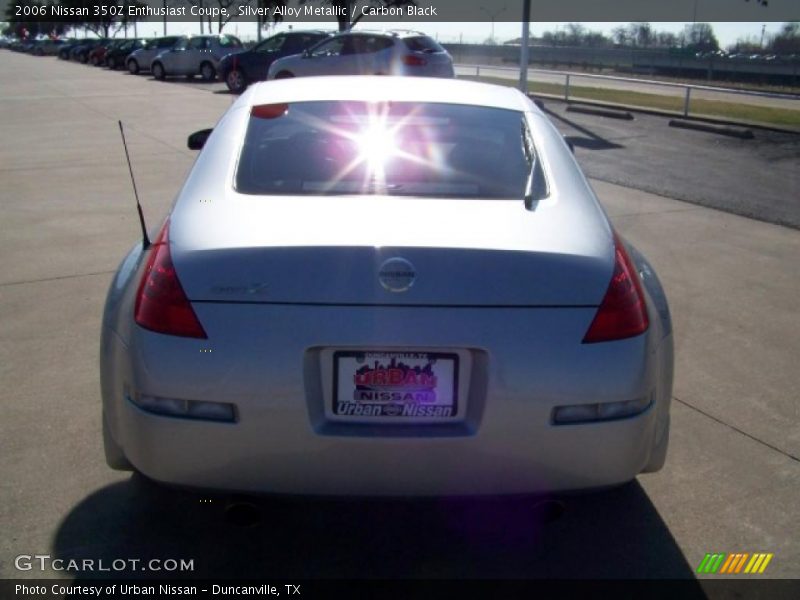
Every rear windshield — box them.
[157,36,181,49]
[236,101,529,198]
[220,35,242,48]
[403,36,445,53]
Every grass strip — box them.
[463,76,800,129]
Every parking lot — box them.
[0,51,798,580]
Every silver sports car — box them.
[101,76,673,496]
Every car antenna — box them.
[118,120,150,249]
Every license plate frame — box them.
[332,350,460,422]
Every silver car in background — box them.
[126,35,185,74]
[152,34,243,81]
[101,77,673,497]
[267,30,454,79]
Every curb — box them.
[565,105,634,120]
[668,120,754,139]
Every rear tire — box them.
[275,70,294,79]
[200,61,216,82]
[152,62,166,80]
[127,59,139,75]
[225,68,247,93]
[107,57,116,70]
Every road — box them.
[0,52,798,581]
[455,64,800,113]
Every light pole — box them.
[480,4,506,44]
[519,0,530,93]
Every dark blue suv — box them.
[219,30,331,93]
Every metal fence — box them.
[456,64,800,126]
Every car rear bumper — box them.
[102,304,670,496]
[115,393,657,496]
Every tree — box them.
[654,31,678,49]
[611,25,629,47]
[255,0,287,40]
[298,0,415,32]
[628,22,653,47]
[56,0,147,38]
[3,1,70,38]
[683,22,719,53]
[769,22,800,55]
[563,23,586,46]
[182,0,251,34]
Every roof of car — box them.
[246,76,533,113]
[333,29,427,38]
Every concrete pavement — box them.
[0,51,797,580]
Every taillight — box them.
[403,55,427,67]
[134,221,207,339]
[251,103,288,119]
[582,232,649,343]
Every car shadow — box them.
[52,474,703,582]
[543,105,625,151]
[147,77,222,88]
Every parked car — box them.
[58,39,84,60]
[31,39,67,56]
[218,30,331,93]
[106,39,146,70]
[267,30,454,80]
[88,40,124,66]
[71,39,109,63]
[101,76,673,496]
[151,34,243,81]
[126,36,184,74]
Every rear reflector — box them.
[129,392,236,423]
[582,233,649,343]
[134,221,208,339]
[553,395,652,424]
[403,55,427,66]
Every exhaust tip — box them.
[224,497,261,528]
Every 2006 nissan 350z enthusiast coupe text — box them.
[100,76,673,496]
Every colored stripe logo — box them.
[696,553,773,574]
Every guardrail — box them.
[457,64,800,122]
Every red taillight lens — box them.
[582,233,649,344]
[134,221,207,339]
[251,103,289,119]
[402,55,427,66]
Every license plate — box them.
[333,351,459,421]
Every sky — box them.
[128,21,790,48]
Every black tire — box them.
[200,61,216,82]
[127,59,139,75]
[225,68,247,93]
[275,70,294,79]
[152,62,166,80]
[90,55,99,66]
[107,57,116,70]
